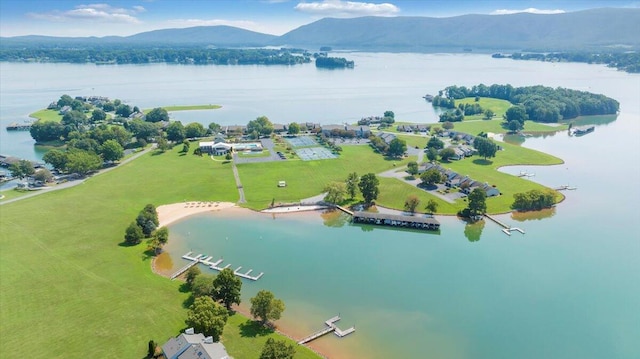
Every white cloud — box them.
[491,8,565,15]
[28,4,143,24]
[295,0,399,17]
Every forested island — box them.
[314,56,355,69]
[432,84,619,123]
[492,52,640,73]
[0,47,311,65]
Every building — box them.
[162,328,230,359]
[376,132,396,144]
[199,141,232,155]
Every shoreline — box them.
[152,201,333,358]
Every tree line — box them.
[434,84,619,122]
[494,52,640,73]
[1,48,312,66]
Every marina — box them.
[170,252,264,281]
[351,211,440,231]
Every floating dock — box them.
[298,315,355,345]
[484,214,525,236]
[555,184,577,191]
[6,122,32,131]
[352,211,440,231]
[171,252,264,281]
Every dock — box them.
[484,214,525,236]
[352,211,440,231]
[336,205,353,216]
[6,122,32,131]
[555,184,577,191]
[298,315,355,345]
[172,252,264,281]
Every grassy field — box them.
[0,145,321,358]
[237,146,411,210]
[144,104,222,113]
[452,119,567,135]
[456,97,512,120]
[29,109,62,122]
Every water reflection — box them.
[321,209,349,228]
[463,219,485,242]
[511,207,557,222]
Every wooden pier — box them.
[173,252,264,281]
[6,122,32,131]
[484,214,525,236]
[298,315,355,345]
[336,205,353,216]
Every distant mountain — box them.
[275,8,640,51]
[125,26,277,46]
[1,8,638,51]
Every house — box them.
[59,106,72,115]
[397,124,430,133]
[213,133,226,143]
[162,328,230,359]
[321,124,345,137]
[272,123,288,133]
[346,125,371,138]
[199,141,232,155]
[223,125,246,136]
[358,116,383,125]
[377,132,396,145]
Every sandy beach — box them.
[156,201,237,227]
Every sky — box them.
[1,0,638,37]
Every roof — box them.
[162,331,230,359]
[353,211,439,225]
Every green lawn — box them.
[29,109,62,122]
[452,119,567,135]
[222,314,319,359]
[0,145,320,358]
[237,146,410,210]
[144,104,222,113]
[456,97,512,119]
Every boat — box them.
[572,126,594,136]
[422,94,434,102]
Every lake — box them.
[1,54,639,358]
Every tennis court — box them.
[295,147,337,161]
[284,136,317,147]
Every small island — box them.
[315,55,355,69]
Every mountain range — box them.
[2,8,639,52]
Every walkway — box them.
[0,145,154,206]
[230,157,246,203]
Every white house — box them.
[200,141,232,155]
[162,328,230,359]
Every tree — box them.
[208,122,221,134]
[247,116,274,138]
[387,138,407,157]
[406,161,419,176]
[33,168,53,183]
[473,137,498,160]
[102,102,115,112]
[115,104,132,118]
[185,266,201,288]
[384,110,395,119]
[191,274,215,298]
[323,181,347,204]
[507,120,523,132]
[9,160,35,179]
[483,109,495,120]
[212,268,242,310]
[185,296,228,341]
[260,338,296,359]
[420,168,443,186]
[442,121,454,130]
[157,137,170,152]
[425,199,439,214]
[404,195,420,214]
[57,94,74,108]
[225,153,232,161]
[426,147,438,162]
[100,139,124,162]
[250,290,285,325]
[30,120,64,142]
[124,222,144,245]
[184,122,207,138]
[65,149,102,175]
[136,204,159,237]
[127,119,159,140]
[287,122,300,135]
[43,149,68,172]
[147,340,157,359]
[166,121,186,142]
[149,226,169,254]
[145,107,169,123]
[468,188,487,216]
[504,105,528,124]
[61,110,87,129]
[91,108,107,122]
[182,140,191,153]
[345,172,359,199]
[426,136,444,150]
[439,147,456,162]
[358,173,379,204]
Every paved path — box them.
[378,166,456,204]
[230,157,246,203]
[0,146,154,206]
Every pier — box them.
[352,211,440,231]
[555,184,577,191]
[484,214,525,236]
[298,315,355,345]
[336,205,353,216]
[6,122,32,131]
[171,252,264,281]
